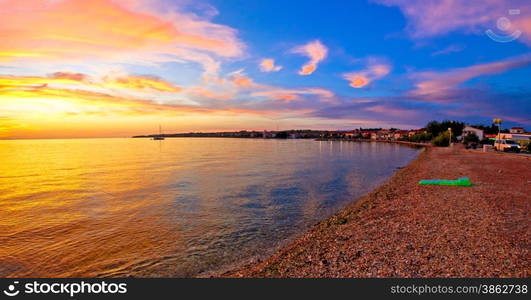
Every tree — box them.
[424,120,464,142]
[470,123,499,135]
[463,132,479,144]
[432,131,450,147]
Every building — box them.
[499,133,531,142]
[344,131,361,139]
[391,130,408,140]
[361,131,373,139]
[510,127,525,134]
[462,126,484,141]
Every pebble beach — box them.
[225,146,530,277]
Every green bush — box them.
[463,132,479,144]
[432,132,450,147]
[407,132,432,143]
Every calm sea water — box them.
[0,138,419,277]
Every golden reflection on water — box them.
[0,138,419,277]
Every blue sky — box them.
[0,0,530,138]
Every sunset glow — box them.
[1,0,530,138]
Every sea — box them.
[0,138,420,277]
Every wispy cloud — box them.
[292,40,328,75]
[431,45,464,56]
[102,73,182,92]
[309,97,427,128]
[49,72,91,82]
[410,54,531,98]
[364,104,420,119]
[373,0,507,37]
[252,87,335,103]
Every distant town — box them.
[133,128,431,140]
[133,120,530,151]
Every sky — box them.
[1,0,530,139]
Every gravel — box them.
[224,146,530,277]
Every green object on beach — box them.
[419,177,472,186]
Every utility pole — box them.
[448,127,452,147]
[493,118,502,140]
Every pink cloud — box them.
[373,0,506,36]
[513,16,531,46]
[259,58,282,72]
[252,87,335,102]
[410,54,531,98]
[304,88,335,99]
[292,40,328,75]
[374,0,531,46]
[343,62,391,88]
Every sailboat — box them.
[152,125,165,140]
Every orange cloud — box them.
[49,72,90,82]
[273,94,300,102]
[299,65,316,75]
[0,0,244,74]
[259,58,282,72]
[225,69,262,89]
[0,75,87,92]
[0,81,288,139]
[343,62,391,88]
[103,74,182,92]
[0,76,271,119]
[292,40,328,75]
[185,86,233,100]
[232,76,253,87]
[348,76,369,88]
[0,72,182,94]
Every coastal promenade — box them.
[225,146,530,277]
